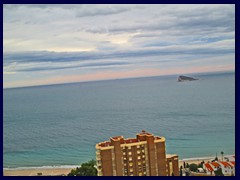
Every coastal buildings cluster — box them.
[178,155,235,176]
[95,130,235,176]
[203,157,235,176]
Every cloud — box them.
[76,6,130,17]
[11,61,131,72]
[84,5,234,35]
[3,71,16,75]
[3,4,235,88]
[4,38,234,64]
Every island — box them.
[177,75,198,82]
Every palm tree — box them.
[221,151,224,161]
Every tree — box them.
[180,166,183,176]
[183,162,186,168]
[221,151,224,161]
[215,152,218,161]
[186,163,190,168]
[68,160,97,176]
[214,168,224,176]
[189,163,198,172]
[198,161,204,168]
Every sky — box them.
[3,4,235,88]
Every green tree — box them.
[68,160,97,176]
[214,152,218,161]
[214,168,224,176]
[180,166,183,176]
[221,151,224,161]
[189,163,198,172]
[198,161,204,168]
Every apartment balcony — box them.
[96,160,101,166]
[97,167,102,172]
[98,171,103,176]
[96,155,101,160]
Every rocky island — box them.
[177,75,198,82]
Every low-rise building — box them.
[203,161,235,176]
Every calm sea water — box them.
[3,72,235,168]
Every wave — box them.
[180,154,235,161]
[180,156,214,161]
[3,165,80,171]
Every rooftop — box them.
[204,163,214,172]
[96,130,164,149]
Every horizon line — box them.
[3,69,235,90]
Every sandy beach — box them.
[3,168,73,176]
[4,154,235,176]
[179,157,214,168]
[3,157,216,176]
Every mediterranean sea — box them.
[3,71,235,168]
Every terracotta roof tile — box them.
[219,161,233,168]
[205,163,214,171]
[211,162,220,168]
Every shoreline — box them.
[3,165,79,176]
[3,155,234,176]
[3,168,73,176]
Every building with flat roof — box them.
[95,130,179,176]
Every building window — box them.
[138,156,141,160]
[130,168,133,172]
[138,162,141,165]
[123,152,126,155]
[142,149,145,153]
[137,150,141,154]
[137,145,140,148]
[139,172,142,176]
[129,157,132,161]
[128,151,132,155]
[128,146,131,150]
[129,162,133,167]
[142,155,145,158]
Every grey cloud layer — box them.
[3,4,235,74]
[4,41,234,72]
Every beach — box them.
[3,157,215,176]
[3,168,72,176]
[179,157,214,168]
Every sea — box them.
[3,71,235,169]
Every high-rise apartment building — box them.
[95,130,179,176]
